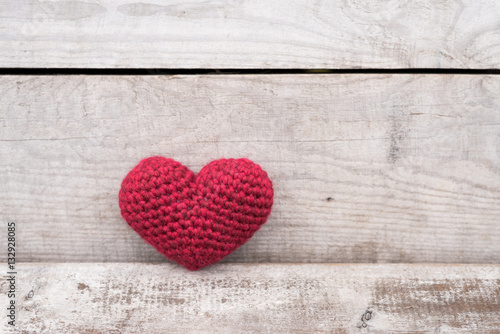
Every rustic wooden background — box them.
[0,0,499,333]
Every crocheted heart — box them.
[119,157,273,270]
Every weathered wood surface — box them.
[0,263,498,333]
[1,0,500,68]
[1,74,500,264]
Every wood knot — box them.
[361,309,373,328]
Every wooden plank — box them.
[1,263,499,333]
[1,74,500,264]
[1,0,500,69]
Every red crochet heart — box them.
[119,157,273,270]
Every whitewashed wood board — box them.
[1,263,499,333]
[1,74,500,264]
[1,0,500,68]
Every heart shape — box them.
[119,157,273,270]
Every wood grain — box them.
[1,263,498,333]
[1,74,500,264]
[1,0,500,68]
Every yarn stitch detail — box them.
[119,157,274,270]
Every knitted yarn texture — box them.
[119,157,274,270]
